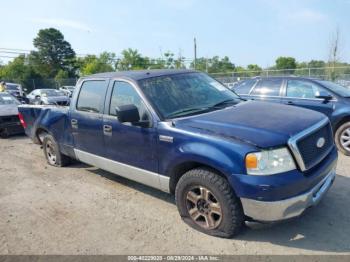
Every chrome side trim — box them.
[288,118,330,171]
[241,167,336,222]
[74,149,170,193]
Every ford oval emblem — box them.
[317,137,326,148]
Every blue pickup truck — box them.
[18,70,337,238]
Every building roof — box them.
[85,69,197,81]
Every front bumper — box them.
[241,167,336,222]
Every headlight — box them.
[245,147,296,175]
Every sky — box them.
[1,0,350,67]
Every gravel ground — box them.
[0,136,349,255]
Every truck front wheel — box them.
[43,134,70,167]
[175,168,244,238]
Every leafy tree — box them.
[118,48,147,70]
[77,52,116,76]
[0,55,43,91]
[191,56,235,73]
[275,56,296,74]
[30,28,76,78]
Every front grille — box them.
[289,119,333,171]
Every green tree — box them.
[118,48,147,70]
[78,52,116,76]
[246,64,262,76]
[275,56,296,74]
[191,56,235,73]
[0,55,42,91]
[30,28,76,78]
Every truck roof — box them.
[85,69,197,81]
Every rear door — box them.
[70,79,109,156]
[248,78,283,104]
[281,79,335,118]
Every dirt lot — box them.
[0,136,349,255]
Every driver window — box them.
[286,80,330,99]
[109,81,149,121]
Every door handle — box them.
[103,125,112,133]
[71,119,78,128]
[286,101,294,105]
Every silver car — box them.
[27,89,70,106]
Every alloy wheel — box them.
[340,128,350,152]
[186,186,222,229]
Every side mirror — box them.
[116,104,140,123]
[35,95,41,99]
[315,91,333,101]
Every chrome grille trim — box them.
[288,118,332,172]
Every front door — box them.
[102,80,159,187]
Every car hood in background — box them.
[0,104,19,116]
[44,96,70,102]
[174,101,326,148]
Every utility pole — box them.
[194,37,197,70]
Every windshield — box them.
[316,80,350,97]
[138,72,240,119]
[5,84,20,91]
[0,94,20,105]
[40,89,65,97]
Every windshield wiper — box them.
[166,107,211,118]
[210,99,238,108]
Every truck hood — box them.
[0,104,19,116]
[174,101,326,148]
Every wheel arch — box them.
[168,161,230,195]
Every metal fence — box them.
[212,66,350,87]
[3,65,350,92]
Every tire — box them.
[42,134,71,167]
[175,168,244,238]
[335,122,350,156]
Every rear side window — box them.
[251,79,282,96]
[234,79,257,94]
[77,81,107,113]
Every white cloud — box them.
[287,9,327,23]
[32,18,92,32]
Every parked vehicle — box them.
[18,70,337,238]
[4,82,29,104]
[233,76,350,155]
[27,89,70,106]
[0,92,24,137]
[59,85,75,97]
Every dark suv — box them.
[233,76,350,155]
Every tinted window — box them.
[251,79,282,96]
[77,81,107,113]
[286,80,330,99]
[110,81,149,121]
[234,79,257,94]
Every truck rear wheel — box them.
[175,168,244,238]
[335,122,350,156]
[42,134,71,167]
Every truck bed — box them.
[18,104,71,145]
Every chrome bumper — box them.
[240,168,336,222]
